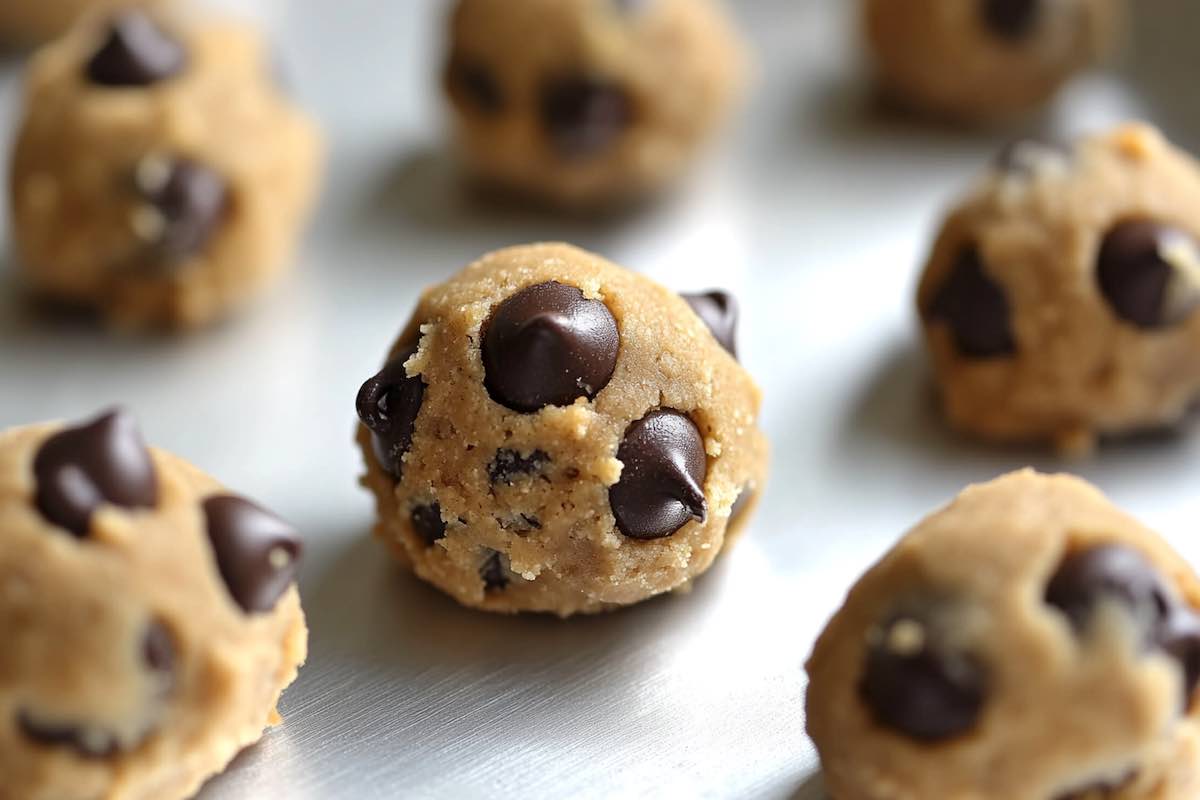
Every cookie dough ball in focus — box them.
[918,124,1200,453]
[0,410,306,800]
[807,470,1200,800]
[863,0,1121,122]
[9,10,323,329]
[442,0,748,207]
[355,243,767,616]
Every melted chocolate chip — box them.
[18,712,120,758]
[1096,221,1200,329]
[480,550,509,591]
[609,410,707,540]
[539,76,633,158]
[981,0,1040,41]
[33,409,158,537]
[446,55,505,115]
[488,448,551,485]
[926,246,1016,358]
[85,11,187,87]
[859,612,986,742]
[482,282,620,413]
[357,345,427,478]
[682,290,739,358]
[133,156,227,262]
[410,503,447,546]
[202,495,302,614]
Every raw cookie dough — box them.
[0,0,160,45]
[863,0,1121,122]
[355,243,767,617]
[442,0,748,207]
[0,409,306,800]
[806,470,1200,800]
[9,9,323,329]
[918,124,1200,453]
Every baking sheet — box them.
[2,1,1199,797]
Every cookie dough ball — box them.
[918,124,1200,453]
[0,410,306,800]
[0,0,160,44]
[442,0,748,207]
[807,470,1200,800]
[354,243,767,617]
[863,0,1121,122]
[9,9,323,329]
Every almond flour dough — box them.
[863,0,1121,122]
[442,0,747,207]
[9,9,322,329]
[806,470,1200,800]
[355,243,768,617]
[918,124,1200,453]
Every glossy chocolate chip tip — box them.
[682,290,739,358]
[357,345,427,478]
[927,246,1016,358]
[86,10,187,87]
[610,409,708,540]
[132,156,228,262]
[34,408,158,537]
[203,494,302,614]
[1097,220,1200,329]
[482,282,620,413]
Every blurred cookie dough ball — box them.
[863,0,1122,122]
[8,9,323,329]
[442,0,748,207]
[0,0,162,45]
[918,124,1200,453]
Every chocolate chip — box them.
[682,290,739,358]
[142,621,175,675]
[18,712,120,758]
[85,11,187,87]
[859,612,986,742]
[357,345,426,478]
[445,55,505,115]
[202,495,302,614]
[926,246,1016,358]
[480,550,509,591]
[539,76,633,158]
[609,409,707,540]
[981,0,1039,41]
[1096,221,1200,329]
[34,409,158,538]
[994,137,1070,174]
[488,448,551,485]
[410,503,447,546]
[482,282,620,413]
[132,156,227,262]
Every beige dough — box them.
[0,413,306,800]
[442,0,747,207]
[806,470,1200,800]
[8,11,323,329]
[356,243,768,617]
[863,0,1121,122]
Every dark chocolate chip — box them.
[1162,614,1200,704]
[85,11,187,87]
[488,448,551,485]
[34,409,158,538]
[993,137,1070,174]
[445,55,505,115]
[609,409,707,540]
[410,503,447,546]
[482,282,620,413]
[926,246,1016,358]
[142,621,175,675]
[357,345,427,478]
[18,712,120,758]
[539,76,633,159]
[133,156,227,262]
[981,0,1040,41]
[1096,221,1200,329]
[859,612,986,742]
[202,495,302,614]
[682,290,739,358]
[480,550,509,591]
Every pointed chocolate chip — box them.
[609,409,707,540]
[410,503,447,546]
[488,448,551,485]
[482,282,620,413]
[357,345,427,478]
[1097,221,1200,329]
[682,290,739,358]
[445,55,505,115]
[539,76,633,159]
[981,0,1040,41]
[202,495,302,614]
[480,550,509,591]
[85,11,187,87]
[926,246,1016,358]
[859,612,986,742]
[18,711,121,758]
[34,409,158,538]
[132,155,227,263]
